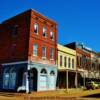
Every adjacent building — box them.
[0,9,58,92]
[90,51,100,81]
[65,42,91,88]
[57,44,76,89]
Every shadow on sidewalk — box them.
[82,93,100,98]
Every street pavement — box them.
[0,89,100,100]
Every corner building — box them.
[0,9,58,92]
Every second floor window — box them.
[42,46,46,58]
[64,57,67,67]
[43,27,47,37]
[68,58,71,68]
[33,44,38,56]
[50,48,54,59]
[34,23,38,34]
[72,59,74,68]
[60,55,62,66]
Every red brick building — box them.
[65,42,91,88]
[0,9,58,92]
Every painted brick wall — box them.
[0,10,31,63]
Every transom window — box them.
[33,44,38,56]
[43,26,47,37]
[50,71,55,75]
[34,23,38,34]
[41,69,47,74]
[42,46,46,58]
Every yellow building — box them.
[57,44,77,89]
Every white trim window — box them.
[68,57,71,68]
[42,46,46,58]
[34,23,38,34]
[72,59,74,69]
[43,26,47,37]
[50,48,54,60]
[50,31,54,40]
[33,44,38,56]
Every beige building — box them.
[57,44,77,89]
[90,52,100,80]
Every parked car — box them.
[96,82,100,88]
[86,81,99,90]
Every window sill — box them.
[33,55,38,57]
[42,57,46,60]
[50,59,54,61]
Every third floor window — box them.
[43,26,47,37]
[34,23,38,34]
[50,31,54,40]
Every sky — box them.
[0,0,100,52]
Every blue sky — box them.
[0,0,100,52]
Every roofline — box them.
[1,9,57,25]
[30,9,57,25]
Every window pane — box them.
[60,55,62,66]
[72,59,74,68]
[50,48,54,59]
[68,58,70,68]
[50,31,54,40]
[64,57,67,67]
[43,27,47,37]
[34,23,38,34]
[42,46,46,57]
[33,44,38,56]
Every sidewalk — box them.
[0,89,100,100]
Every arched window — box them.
[34,23,38,34]
[41,68,47,74]
[50,70,55,75]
